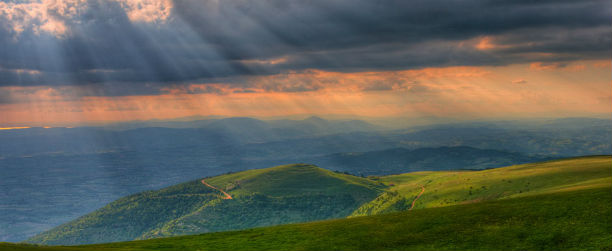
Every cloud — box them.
[529,62,587,72]
[116,0,173,23]
[0,0,610,96]
[233,89,257,94]
[512,79,528,84]
[530,62,566,71]
[593,61,611,68]
[0,0,84,37]
[0,0,171,38]
[258,80,324,93]
[162,84,227,95]
[406,83,432,94]
[361,82,395,92]
[0,86,75,104]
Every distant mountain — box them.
[271,116,379,133]
[534,117,612,130]
[27,164,384,245]
[312,146,551,176]
[247,120,611,158]
[200,116,381,143]
[0,117,381,157]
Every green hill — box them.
[19,156,612,250]
[352,156,611,216]
[26,164,385,245]
[2,186,611,251]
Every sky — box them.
[0,0,610,126]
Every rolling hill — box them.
[351,155,612,216]
[26,164,385,245]
[2,179,610,250]
[22,156,612,249]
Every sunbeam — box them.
[0,0,610,249]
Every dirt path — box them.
[201,179,233,199]
[409,186,425,210]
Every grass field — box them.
[352,156,612,216]
[5,156,610,250]
[27,164,384,245]
[2,186,610,251]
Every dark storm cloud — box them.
[0,0,610,95]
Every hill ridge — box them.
[26,156,611,246]
[28,164,383,245]
[5,185,611,251]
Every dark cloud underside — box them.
[0,0,610,94]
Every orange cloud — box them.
[564,64,586,72]
[529,62,587,72]
[230,66,493,93]
[475,36,495,50]
[593,61,611,69]
[0,62,609,126]
[473,36,518,51]
[529,62,560,71]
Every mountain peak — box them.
[303,116,327,123]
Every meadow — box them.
[4,156,610,250]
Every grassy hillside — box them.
[2,186,610,251]
[20,156,612,250]
[27,164,384,245]
[352,156,611,216]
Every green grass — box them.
[206,163,385,198]
[352,156,611,216]
[2,186,610,251]
[27,164,384,245]
[16,156,612,250]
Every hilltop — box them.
[352,155,612,216]
[27,164,384,245]
[1,161,610,250]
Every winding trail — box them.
[201,179,233,199]
[409,186,425,210]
